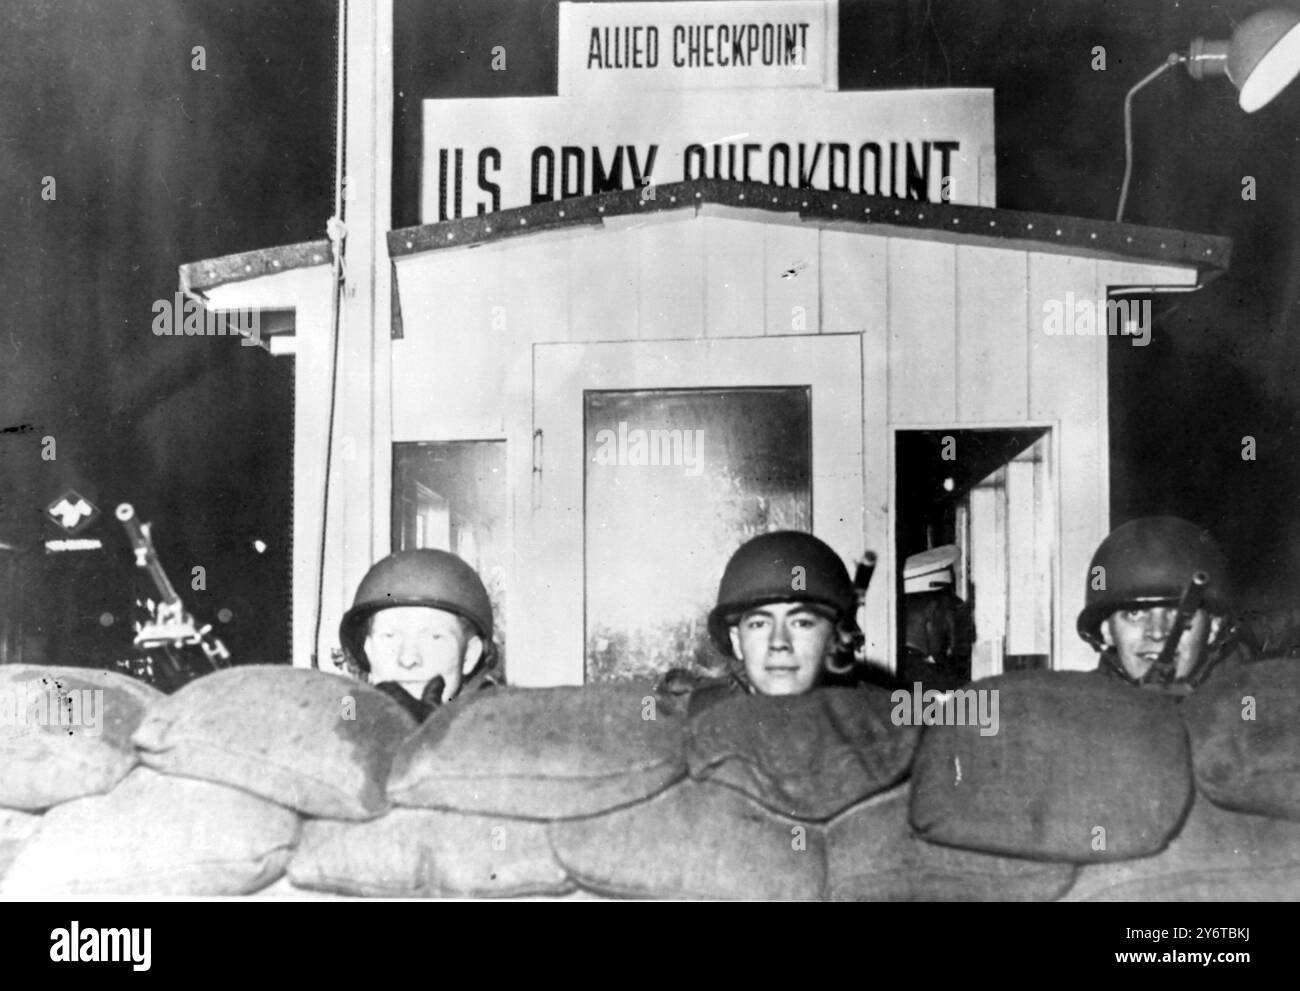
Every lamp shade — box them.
[1230,7,1300,111]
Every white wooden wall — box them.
[390,208,1200,674]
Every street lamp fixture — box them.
[1117,6,1300,221]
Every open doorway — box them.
[895,427,1054,682]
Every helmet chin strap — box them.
[1101,638,1220,696]
[1141,653,1180,687]
[1101,650,1186,694]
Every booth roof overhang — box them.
[181,179,1232,303]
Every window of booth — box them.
[392,441,508,670]
[584,387,812,683]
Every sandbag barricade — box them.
[687,687,918,820]
[132,665,415,821]
[1,662,1298,900]
[387,684,688,819]
[1062,792,1300,901]
[0,665,162,810]
[539,687,917,900]
[289,809,574,898]
[549,778,826,900]
[0,808,40,881]
[0,767,299,897]
[909,672,1193,862]
[1181,658,1300,821]
[827,784,1077,901]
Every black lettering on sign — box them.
[592,147,624,194]
[561,146,584,199]
[587,25,660,69]
[437,148,467,221]
[710,143,736,180]
[683,143,706,180]
[828,143,849,191]
[798,142,823,188]
[477,148,501,215]
[858,143,881,195]
[531,146,555,204]
[627,145,658,188]
[933,141,960,193]
[768,143,790,187]
[906,141,930,201]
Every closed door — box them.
[523,334,864,686]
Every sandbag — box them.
[132,665,415,820]
[289,809,573,898]
[0,664,162,810]
[388,685,687,819]
[0,767,299,897]
[1063,792,1300,901]
[827,784,1076,901]
[1182,658,1300,820]
[248,875,357,900]
[549,778,825,900]
[0,808,41,882]
[687,687,919,820]
[909,671,1192,862]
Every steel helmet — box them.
[707,531,855,653]
[339,549,494,672]
[1076,516,1233,648]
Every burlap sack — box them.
[1063,792,1300,901]
[827,784,1076,901]
[247,875,358,900]
[1182,658,1300,820]
[0,808,41,882]
[289,809,573,898]
[909,671,1192,861]
[0,767,300,897]
[0,665,162,810]
[687,687,919,820]
[388,685,687,819]
[132,665,415,820]
[548,778,825,900]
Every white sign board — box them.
[421,89,995,221]
[558,0,833,94]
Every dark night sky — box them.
[2,0,1297,663]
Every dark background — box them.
[2,0,1297,666]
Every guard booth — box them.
[179,0,1231,684]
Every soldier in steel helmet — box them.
[1077,516,1252,696]
[338,549,500,722]
[660,530,865,714]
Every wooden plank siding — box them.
[955,245,1029,422]
[764,221,822,337]
[503,235,573,345]
[822,229,891,666]
[392,247,507,441]
[702,215,766,338]
[568,224,641,342]
[637,216,705,340]
[1027,252,1104,671]
[887,238,957,424]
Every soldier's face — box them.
[1101,606,1221,682]
[729,602,837,696]
[365,607,483,703]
